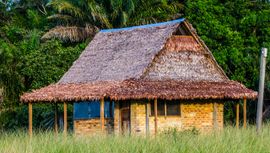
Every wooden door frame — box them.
[119,101,131,134]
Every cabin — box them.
[21,18,257,136]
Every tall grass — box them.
[0,125,270,153]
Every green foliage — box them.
[127,0,183,26]
[0,106,28,130]
[0,104,74,131]
[0,25,84,108]
[44,0,184,42]
[0,0,270,131]
[47,0,112,27]
[0,0,85,129]
[185,0,270,88]
[20,38,84,89]
[185,0,270,121]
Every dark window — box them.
[120,102,130,109]
[167,101,180,116]
[151,100,180,116]
[74,101,114,119]
[151,101,165,116]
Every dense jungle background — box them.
[0,0,269,131]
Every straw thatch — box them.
[59,19,185,84]
[20,79,257,103]
[21,18,257,103]
[41,25,98,42]
[142,36,227,81]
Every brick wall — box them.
[181,102,223,132]
[74,101,223,135]
[128,101,223,135]
[130,101,147,134]
[74,118,114,135]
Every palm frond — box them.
[124,0,135,14]
[47,14,73,21]
[120,11,128,26]
[109,0,123,10]
[41,25,99,42]
[87,1,112,28]
[47,0,84,19]
[128,0,184,26]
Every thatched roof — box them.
[21,18,257,103]
[59,19,185,83]
[21,79,257,103]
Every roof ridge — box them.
[100,18,185,33]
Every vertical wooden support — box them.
[154,98,158,135]
[114,101,120,134]
[54,103,58,135]
[213,102,218,130]
[145,102,149,135]
[243,97,247,128]
[236,103,240,128]
[164,101,167,119]
[118,101,121,134]
[28,103,33,137]
[63,102,67,136]
[100,98,105,132]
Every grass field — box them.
[0,125,270,153]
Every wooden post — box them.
[164,101,167,119]
[243,97,247,128]
[114,101,120,134]
[257,48,267,133]
[236,103,240,128]
[28,103,33,137]
[54,103,58,135]
[145,102,149,135]
[100,98,105,132]
[63,102,67,136]
[154,98,158,135]
[213,102,218,130]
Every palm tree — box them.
[42,0,110,42]
[128,0,184,26]
[101,0,183,27]
[42,0,184,42]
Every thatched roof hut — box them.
[21,18,257,135]
[21,18,256,103]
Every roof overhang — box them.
[21,79,257,103]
